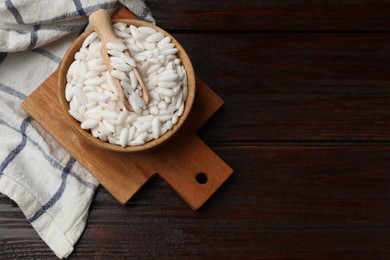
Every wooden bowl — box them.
[58,19,195,152]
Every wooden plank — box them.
[170,33,390,142]
[2,146,390,258]
[145,0,390,30]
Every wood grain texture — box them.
[2,146,390,258]
[2,2,390,259]
[171,33,390,142]
[145,0,390,30]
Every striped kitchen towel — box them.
[0,0,153,258]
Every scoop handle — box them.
[89,9,149,107]
[89,9,118,43]
[89,9,133,111]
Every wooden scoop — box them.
[89,9,149,111]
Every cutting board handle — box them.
[156,135,233,210]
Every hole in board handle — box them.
[196,173,208,184]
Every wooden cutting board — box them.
[21,9,233,210]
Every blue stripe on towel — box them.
[0,116,32,177]
[72,0,86,16]
[30,48,62,64]
[84,2,119,14]
[0,118,97,190]
[24,2,119,26]
[4,24,84,34]
[0,82,27,100]
[28,157,76,223]
[28,25,40,49]
[139,5,150,20]
[4,0,24,24]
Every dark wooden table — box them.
[2,1,390,258]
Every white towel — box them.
[0,0,153,258]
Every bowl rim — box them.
[58,19,196,153]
